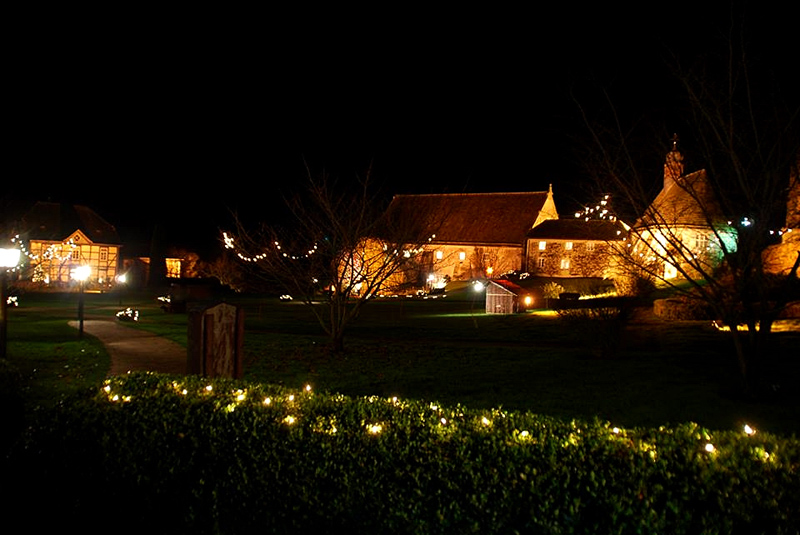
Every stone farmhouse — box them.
[526,218,627,279]
[763,151,800,277]
[383,189,557,289]
[629,141,798,284]
[627,139,736,282]
[383,185,626,290]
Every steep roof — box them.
[636,169,726,230]
[20,202,121,244]
[527,218,627,241]
[385,191,556,246]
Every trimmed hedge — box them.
[3,372,799,534]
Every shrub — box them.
[556,305,633,358]
[3,372,799,534]
[543,281,566,299]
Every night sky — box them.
[5,3,796,257]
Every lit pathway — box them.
[69,319,187,376]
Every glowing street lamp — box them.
[116,272,128,306]
[0,247,21,360]
[72,264,91,339]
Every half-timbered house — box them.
[16,202,122,290]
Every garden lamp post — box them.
[0,247,21,360]
[116,272,127,306]
[72,265,91,339]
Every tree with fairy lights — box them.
[223,167,443,352]
[575,13,800,397]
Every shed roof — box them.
[20,202,121,244]
[385,191,554,246]
[489,278,525,295]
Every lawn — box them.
[4,288,800,437]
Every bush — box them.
[615,272,656,298]
[3,373,799,534]
[543,281,566,299]
[556,305,633,358]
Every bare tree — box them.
[222,167,440,352]
[577,17,800,397]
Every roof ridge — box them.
[393,191,547,198]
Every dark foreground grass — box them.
[4,290,800,437]
[238,297,800,436]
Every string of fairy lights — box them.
[7,234,82,270]
[223,232,320,263]
[99,378,777,464]
[222,231,437,264]
[573,194,797,237]
[574,194,618,222]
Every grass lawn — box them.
[4,288,800,438]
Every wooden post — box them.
[187,303,244,378]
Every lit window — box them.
[693,234,709,253]
[538,241,546,250]
[565,241,573,251]
[458,251,466,262]
[435,250,443,260]
[560,258,570,270]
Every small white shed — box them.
[485,279,528,314]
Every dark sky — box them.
[5,3,795,256]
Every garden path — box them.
[68,319,186,376]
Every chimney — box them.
[664,133,684,191]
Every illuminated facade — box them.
[384,189,558,287]
[629,141,735,282]
[763,151,800,277]
[16,202,122,291]
[526,219,627,278]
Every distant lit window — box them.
[565,241,573,251]
[165,258,182,278]
[458,251,466,262]
[538,241,547,251]
[435,250,443,260]
[560,258,570,270]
